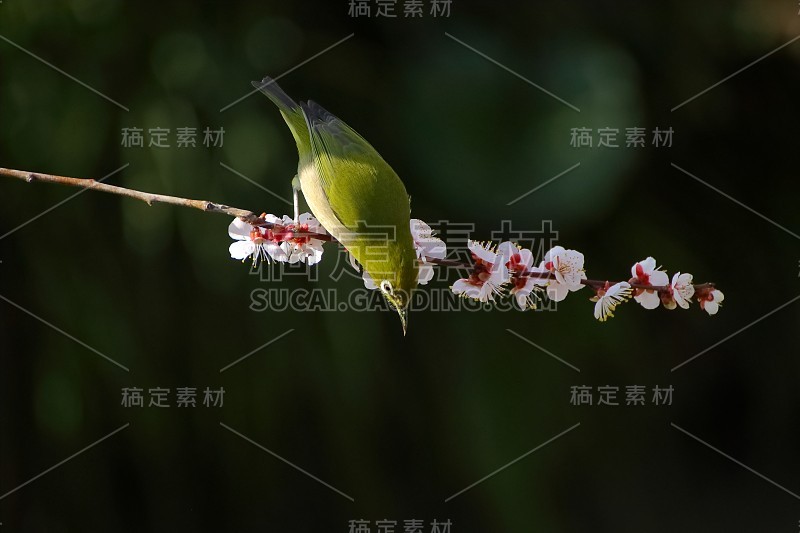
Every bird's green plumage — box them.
[252,77,418,329]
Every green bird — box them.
[252,76,418,334]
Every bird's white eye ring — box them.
[380,280,394,295]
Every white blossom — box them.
[451,240,509,302]
[663,272,695,310]
[593,282,632,322]
[630,257,669,310]
[498,242,546,310]
[228,217,287,266]
[699,289,724,315]
[541,246,586,302]
[276,213,326,265]
[410,219,446,286]
[228,213,326,268]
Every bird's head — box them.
[374,242,419,336]
[378,279,412,335]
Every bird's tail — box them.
[251,76,300,113]
[252,76,309,154]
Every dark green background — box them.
[1,1,799,531]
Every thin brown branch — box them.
[0,166,262,223]
[1,165,715,294]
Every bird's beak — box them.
[397,308,408,336]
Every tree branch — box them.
[1,166,715,294]
[0,166,262,223]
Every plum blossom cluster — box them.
[448,241,587,311]
[227,215,723,321]
[228,213,325,266]
[627,257,724,316]
[448,244,724,321]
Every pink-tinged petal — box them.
[631,257,655,279]
[410,219,433,238]
[594,282,633,321]
[704,300,720,315]
[593,299,604,320]
[568,282,586,293]
[496,241,517,264]
[673,292,689,309]
[634,290,661,310]
[478,281,502,302]
[452,279,479,299]
[608,282,631,298]
[564,271,587,292]
[265,243,288,263]
[681,277,695,293]
[302,214,326,234]
[279,242,299,264]
[649,271,669,287]
[547,281,570,302]
[468,240,496,263]
[228,218,252,240]
[304,248,324,266]
[477,284,491,302]
[427,238,447,259]
[515,292,531,310]
[672,272,693,287]
[563,249,585,269]
[416,236,447,260]
[563,272,584,288]
[712,289,724,303]
[671,272,694,308]
[229,240,254,260]
[488,262,510,285]
[451,279,470,293]
[517,249,534,270]
[679,277,694,300]
[543,246,565,263]
[640,257,657,273]
[363,271,378,290]
[418,263,434,285]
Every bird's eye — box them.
[380,280,394,295]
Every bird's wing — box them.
[300,100,409,234]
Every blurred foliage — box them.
[1,0,799,531]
